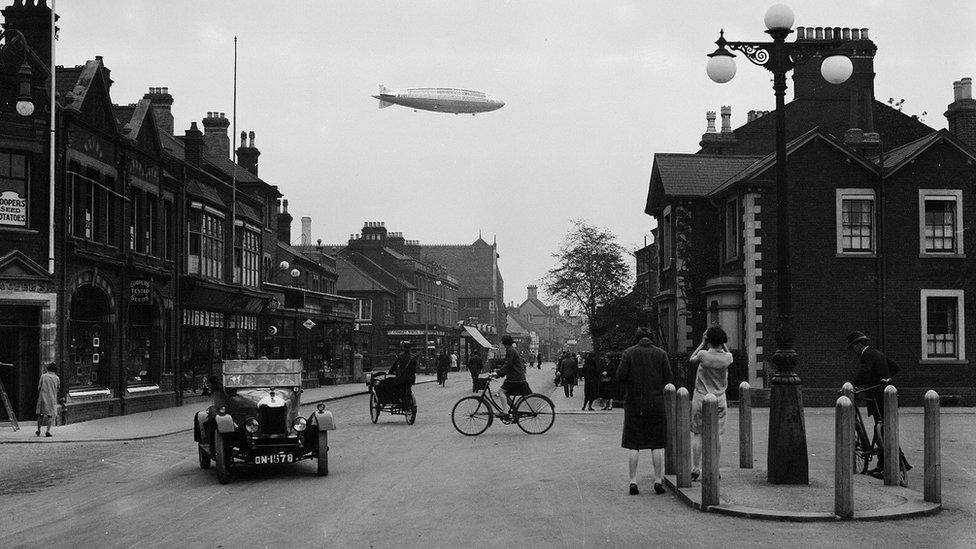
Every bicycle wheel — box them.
[514,394,555,435]
[369,391,380,424]
[853,411,873,474]
[451,396,493,436]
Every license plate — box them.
[253,453,294,465]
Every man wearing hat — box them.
[846,330,891,422]
[387,341,418,401]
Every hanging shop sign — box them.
[303,319,316,330]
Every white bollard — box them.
[665,383,677,476]
[834,396,854,519]
[739,381,752,469]
[702,393,720,508]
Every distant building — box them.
[513,285,589,360]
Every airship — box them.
[373,85,505,115]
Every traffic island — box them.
[663,468,941,521]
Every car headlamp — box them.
[292,417,308,432]
[317,403,326,413]
[245,417,260,433]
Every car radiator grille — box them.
[259,405,287,434]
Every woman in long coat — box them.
[581,353,601,411]
[616,329,672,495]
[35,363,60,437]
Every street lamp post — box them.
[706,4,853,484]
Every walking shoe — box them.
[45,432,52,437]
[691,469,701,482]
[35,430,40,437]
[629,483,639,495]
[654,483,666,495]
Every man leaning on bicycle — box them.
[846,330,892,421]
[493,335,532,418]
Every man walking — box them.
[467,349,484,393]
[617,329,672,495]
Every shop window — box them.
[0,151,29,228]
[920,289,965,362]
[68,286,110,388]
[126,303,155,385]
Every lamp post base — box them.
[767,369,809,484]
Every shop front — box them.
[0,275,57,423]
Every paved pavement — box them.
[0,374,438,444]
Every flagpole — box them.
[231,36,238,280]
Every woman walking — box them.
[35,363,60,437]
[617,329,672,495]
[688,326,733,481]
[467,350,484,393]
[581,353,601,411]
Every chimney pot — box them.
[283,199,289,213]
[953,81,963,102]
[240,131,247,147]
[796,26,806,39]
[962,77,973,100]
[705,111,716,133]
[860,28,869,40]
[248,130,255,147]
[815,27,823,40]
[851,28,860,39]
[824,27,833,40]
[842,27,850,40]
[720,105,732,132]
[162,87,168,94]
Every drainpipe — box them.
[877,141,886,350]
[47,0,56,275]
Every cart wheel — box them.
[214,430,232,484]
[406,395,417,425]
[198,444,211,470]
[316,431,329,477]
[369,391,380,423]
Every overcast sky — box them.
[55,1,976,308]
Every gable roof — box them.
[0,250,49,280]
[335,257,395,294]
[711,128,879,195]
[878,129,976,176]
[653,154,763,197]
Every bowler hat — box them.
[845,331,869,348]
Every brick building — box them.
[644,27,976,405]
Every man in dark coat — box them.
[387,342,418,401]
[494,335,531,416]
[617,329,672,495]
[436,350,450,387]
[467,349,484,393]
[558,353,578,398]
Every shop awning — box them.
[462,325,493,348]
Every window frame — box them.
[660,206,672,271]
[918,189,964,258]
[724,196,740,262]
[920,289,966,363]
[835,188,876,257]
[0,150,29,228]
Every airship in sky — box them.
[373,85,505,115]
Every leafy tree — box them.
[543,220,632,330]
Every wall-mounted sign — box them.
[303,319,316,330]
[92,336,100,348]
[92,353,100,364]
[0,190,27,227]
[268,297,281,311]
[267,325,278,336]
[130,280,151,303]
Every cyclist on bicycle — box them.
[386,341,418,401]
[493,335,531,417]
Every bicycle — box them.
[847,380,911,485]
[451,374,555,436]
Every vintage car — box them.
[193,359,335,484]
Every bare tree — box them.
[543,220,632,324]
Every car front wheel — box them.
[316,431,329,477]
[198,444,211,469]
[214,430,232,484]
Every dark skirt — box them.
[621,409,666,450]
[583,376,600,401]
[501,380,532,396]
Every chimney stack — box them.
[946,77,976,149]
[720,106,732,132]
[700,108,738,154]
[202,111,230,160]
[180,122,205,165]
[277,199,293,244]
[527,285,538,300]
[143,87,174,135]
[705,111,717,133]
[236,130,260,175]
[301,217,312,246]
[1,0,58,68]
[793,24,876,105]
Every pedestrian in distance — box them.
[35,362,60,437]
[450,351,458,372]
[581,352,602,411]
[467,349,484,393]
[537,352,542,369]
[436,350,450,387]
[558,352,578,398]
[600,355,619,410]
[493,335,531,418]
[528,354,535,368]
[617,328,672,495]
[689,326,733,481]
